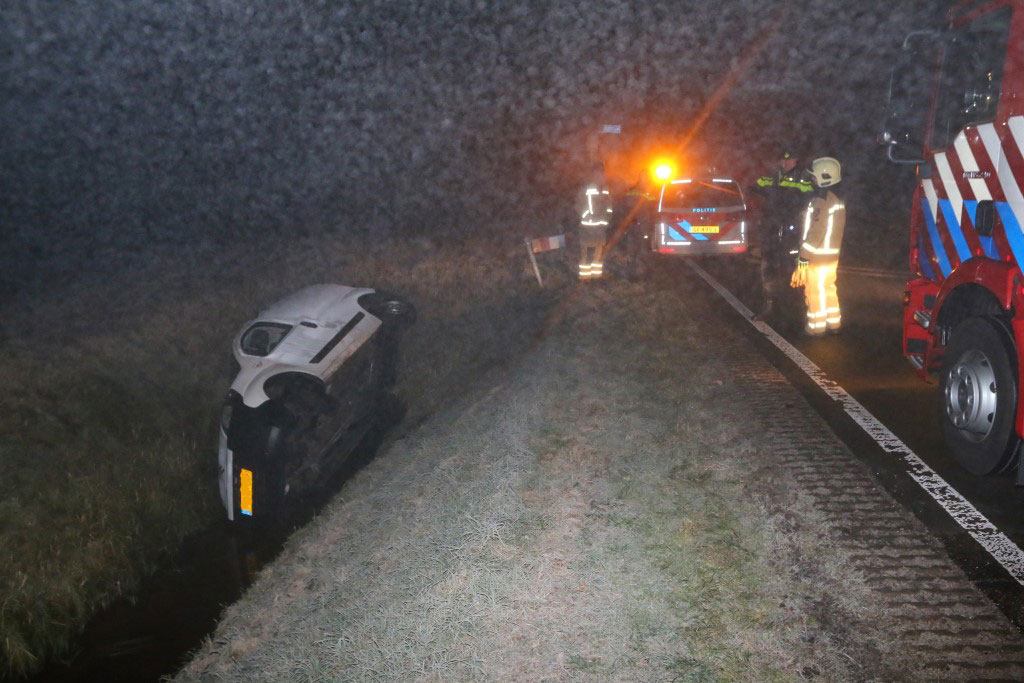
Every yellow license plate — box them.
[692,225,720,234]
[239,468,253,516]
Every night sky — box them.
[1,1,938,298]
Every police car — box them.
[217,284,413,526]
[646,175,749,255]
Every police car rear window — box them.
[661,180,744,212]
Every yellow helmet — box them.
[810,157,841,187]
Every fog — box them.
[2,1,939,298]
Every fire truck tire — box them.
[939,317,1019,475]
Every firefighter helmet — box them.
[809,157,841,187]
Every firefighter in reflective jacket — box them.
[791,157,845,334]
[577,163,613,280]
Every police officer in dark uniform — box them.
[751,150,814,317]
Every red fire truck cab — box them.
[883,0,1024,477]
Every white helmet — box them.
[809,157,841,187]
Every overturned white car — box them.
[217,284,413,525]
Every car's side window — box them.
[240,322,293,356]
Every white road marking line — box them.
[687,260,1024,584]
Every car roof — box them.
[666,176,737,184]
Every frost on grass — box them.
[181,356,549,681]
[2,1,943,672]
[0,227,568,676]
[178,280,897,681]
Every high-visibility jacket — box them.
[753,171,813,223]
[798,190,845,265]
[755,172,814,193]
[578,184,612,228]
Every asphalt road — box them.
[678,254,1024,628]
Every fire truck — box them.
[882,0,1024,478]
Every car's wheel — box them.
[939,317,1019,475]
[359,291,416,326]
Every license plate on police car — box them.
[692,225,720,234]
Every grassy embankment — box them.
[0,224,570,677]
[178,277,889,681]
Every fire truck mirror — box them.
[975,200,996,237]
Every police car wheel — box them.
[939,317,1019,476]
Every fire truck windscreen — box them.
[931,6,1011,150]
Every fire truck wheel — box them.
[940,317,1019,475]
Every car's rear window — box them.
[240,322,293,356]
[660,179,744,212]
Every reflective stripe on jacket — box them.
[755,173,813,193]
[798,190,845,264]
[578,185,612,227]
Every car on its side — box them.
[646,175,748,255]
[217,284,413,527]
